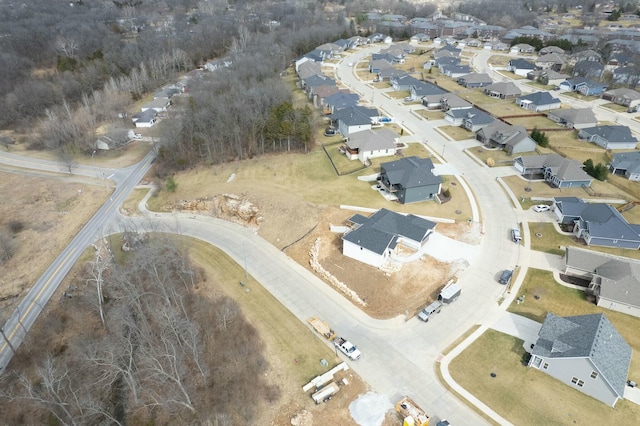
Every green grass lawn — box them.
[450,328,640,426]
[439,125,474,141]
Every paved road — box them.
[0,149,156,371]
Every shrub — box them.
[165,175,178,192]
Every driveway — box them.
[490,312,542,351]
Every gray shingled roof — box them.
[483,82,521,97]
[460,108,494,125]
[458,72,492,84]
[546,157,592,182]
[580,125,637,144]
[412,81,446,97]
[579,203,640,240]
[330,106,378,126]
[509,58,536,69]
[346,128,397,152]
[610,151,640,175]
[603,88,640,101]
[381,156,442,189]
[517,91,560,106]
[548,108,597,125]
[532,312,631,399]
[553,197,585,217]
[342,208,437,255]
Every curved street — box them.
[0,43,595,424]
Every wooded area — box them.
[0,236,276,424]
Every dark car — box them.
[324,127,336,136]
[499,269,513,285]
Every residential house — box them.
[344,128,398,164]
[569,50,602,65]
[141,98,170,113]
[296,60,322,80]
[490,42,509,51]
[553,197,640,249]
[434,55,460,71]
[609,151,640,181]
[535,53,567,71]
[457,73,493,88]
[441,64,471,78]
[510,43,535,54]
[203,57,232,72]
[502,26,553,43]
[527,70,570,86]
[564,246,640,318]
[437,45,461,57]
[513,154,592,187]
[476,121,536,155]
[462,109,494,132]
[605,53,633,71]
[440,94,472,112]
[342,208,437,268]
[330,106,379,137]
[612,66,640,85]
[369,59,394,74]
[558,77,607,96]
[539,46,565,55]
[601,88,640,109]
[445,106,488,126]
[313,85,341,110]
[409,81,446,102]
[528,312,631,407]
[507,58,536,76]
[483,82,521,99]
[301,74,335,94]
[578,125,638,150]
[463,38,483,48]
[377,67,408,82]
[131,109,157,128]
[572,60,604,79]
[390,75,423,91]
[95,128,134,151]
[516,92,561,112]
[378,156,442,204]
[153,86,181,100]
[410,32,432,43]
[322,91,359,114]
[547,108,597,129]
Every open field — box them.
[509,267,640,381]
[450,328,640,425]
[0,172,109,308]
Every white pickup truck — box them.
[334,337,361,360]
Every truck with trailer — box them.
[333,337,361,360]
[395,396,430,426]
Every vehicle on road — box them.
[334,337,361,360]
[436,420,450,426]
[396,396,430,426]
[438,283,462,305]
[347,61,354,67]
[379,117,392,123]
[499,269,513,285]
[533,204,550,212]
[511,228,521,243]
[418,300,442,322]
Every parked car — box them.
[533,204,550,212]
[499,269,513,285]
[379,117,392,123]
[324,127,336,136]
[511,228,521,243]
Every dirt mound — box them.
[169,193,264,227]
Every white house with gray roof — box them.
[476,121,536,155]
[482,82,521,99]
[516,92,561,112]
[330,106,379,137]
[514,154,592,187]
[528,312,631,407]
[578,125,638,150]
[609,151,640,181]
[344,129,398,164]
[342,208,437,268]
[378,156,442,204]
[565,246,640,318]
[601,88,640,109]
[547,108,597,129]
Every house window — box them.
[543,363,549,369]
[571,377,578,384]
[591,371,598,379]
[577,380,584,387]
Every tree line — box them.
[0,236,277,424]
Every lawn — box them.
[504,115,558,130]
[457,89,494,106]
[524,81,555,91]
[415,109,445,120]
[497,70,525,80]
[487,55,511,67]
[480,101,533,118]
[601,102,629,112]
[449,328,640,426]
[439,125,474,141]
[560,92,599,102]
[432,77,464,93]
[468,146,520,166]
[527,221,640,260]
[387,90,410,99]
